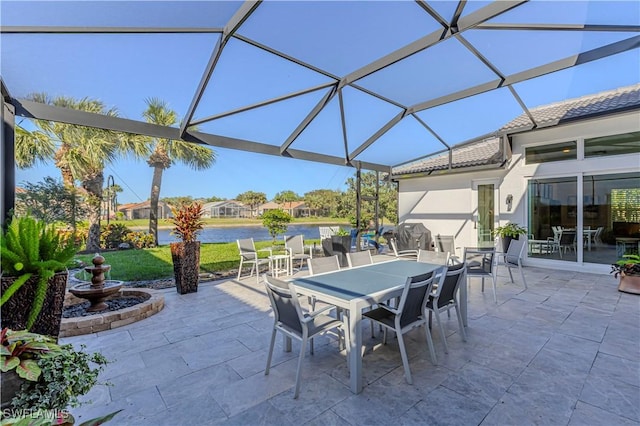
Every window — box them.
[585,131,640,158]
[525,141,577,164]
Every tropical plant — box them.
[168,202,204,243]
[335,227,351,237]
[122,231,155,249]
[493,222,528,238]
[0,328,60,382]
[141,98,216,246]
[15,94,147,251]
[100,223,131,249]
[610,254,640,278]
[8,341,108,411]
[0,215,77,329]
[261,209,292,242]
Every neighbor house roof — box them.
[392,84,640,178]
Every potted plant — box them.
[493,222,527,252]
[1,215,78,338]
[610,254,640,295]
[330,228,353,267]
[168,202,204,294]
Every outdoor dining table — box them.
[289,258,463,394]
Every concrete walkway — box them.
[62,258,640,426]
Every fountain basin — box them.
[69,280,123,312]
[61,288,164,337]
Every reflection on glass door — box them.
[528,177,577,262]
[477,184,494,247]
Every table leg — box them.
[348,300,363,394]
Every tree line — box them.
[14,94,397,251]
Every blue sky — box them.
[2,1,639,204]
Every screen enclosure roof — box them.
[2,0,639,173]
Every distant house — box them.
[202,200,250,218]
[259,201,320,218]
[117,200,173,220]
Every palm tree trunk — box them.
[149,166,164,246]
[82,171,104,252]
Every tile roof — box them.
[392,137,503,177]
[392,84,640,177]
[501,83,640,132]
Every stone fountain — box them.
[69,253,123,312]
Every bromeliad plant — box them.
[0,215,78,329]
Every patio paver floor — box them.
[62,257,640,426]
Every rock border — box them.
[60,288,164,337]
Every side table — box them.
[269,254,290,278]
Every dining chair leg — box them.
[454,304,467,341]
[433,309,448,354]
[519,265,528,289]
[237,258,244,280]
[396,331,413,385]
[294,335,307,399]
[491,275,498,303]
[310,336,314,355]
[423,319,438,365]
[507,267,515,283]
[382,328,388,345]
[265,328,277,375]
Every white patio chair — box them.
[464,247,497,303]
[285,234,312,275]
[236,238,271,284]
[363,269,443,384]
[263,275,342,399]
[389,238,418,260]
[496,237,528,289]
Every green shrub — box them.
[0,215,78,329]
[100,223,131,249]
[123,231,155,249]
[10,343,108,410]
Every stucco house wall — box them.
[397,110,639,275]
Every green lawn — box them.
[76,240,319,282]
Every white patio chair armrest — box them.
[258,248,273,256]
[303,304,336,320]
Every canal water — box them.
[157,224,343,245]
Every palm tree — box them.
[142,98,216,245]
[15,94,147,251]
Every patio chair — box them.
[285,234,312,275]
[464,247,497,303]
[558,230,577,258]
[236,238,272,284]
[346,250,373,268]
[319,226,339,241]
[433,235,459,263]
[425,262,466,357]
[307,255,341,276]
[363,268,444,384]
[496,237,528,289]
[389,238,418,260]
[263,274,342,399]
[417,249,450,266]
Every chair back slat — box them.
[437,262,465,308]
[505,237,526,265]
[396,270,440,328]
[347,251,373,268]
[417,249,450,265]
[264,275,303,334]
[308,255,340,275]
[285,235,305,255]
